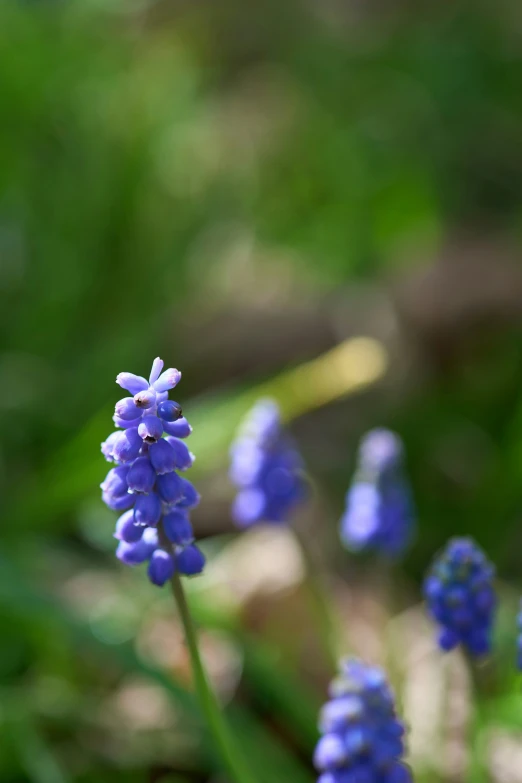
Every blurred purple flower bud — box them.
[163,509,194,545]
[102,489,134,511]
[116,527,158,565]
[313,735,347,770]
[176,545,205,576]
[148,549,175,586]
[114,509,144,543]
[101,432,120,462]
[177,477,200,509]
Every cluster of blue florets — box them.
[340,429,414,558]
[423,537,496,657]
[100,358,205,586]
[229,399,307,527]
[314,658,412,783]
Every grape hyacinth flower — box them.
[314,658,412,783]
[424,537,496,657]
[100,357,205,586]
[229,398,307,527]
[340,429,414,558]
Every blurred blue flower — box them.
[340,429,414,558]
[229,399,307,527]
[314,658,412,783]
[101,357,204,586]
[424,537,496,657]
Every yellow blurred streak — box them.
[189,337,388,473]
[273,337,388,420]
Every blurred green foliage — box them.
[2,0,522,780]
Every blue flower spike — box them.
[340,429,415,559]
[101,357,205,586]
[424,537,496,657]
[314,658,412,783]
[229,398,307,527]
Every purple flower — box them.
[149,439,178,475]
[176,544,206,575]
[157,471,184,504]
[116,527,159,565]
[112,428,142,464]
[424,537,496,657]
[163,509,194,545]
[229,399,307,527]
[314,659,411,783]
[340,429,414,559]
[163,417,192,438]
[148,549,176,586]
[138,415,164,443]
[158,400,183,422]
[127,457,156,494]
[101,357,204,586]
[165,436,195,471]
[134,492,162,526]
[154,368,181,393]
[114,509,144,543]
[100,466,129,497]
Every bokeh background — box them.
[2,0,522,780]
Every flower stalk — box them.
[169,573,259,783]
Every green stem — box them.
[170,573,259,783]
[293,527,339,673]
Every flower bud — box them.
[115,397,141,421]
[126,457,156,494]
[163,417,192,438]
[165,436,194,470]
[157,400,183,422]
[156,471,184,504]
[176,545,205,576]
[163,509,194,545]
[114,509,144,543]
[134,492,161,526]
[133,390,156,410]
[149,438,177,474]
[112,428,142,463]
[153,368,181,392]
[148,549,175,586]
[138,415,163,443]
